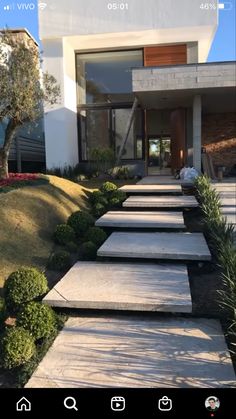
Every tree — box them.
[0,30,60,179]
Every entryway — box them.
[148,137,171,175]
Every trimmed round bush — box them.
[54,224,76,245]
[0,327,36,369]
[92,203,106,218]
[65,241,79,253]
[48,251,71,271]
[0,297,6,325]
[109,197,121,207]
[79,241,97,261]
[100,181,117,195]
[84,227,107,247]
[110,189,126,202]
[67,211,94,236]
[89,191,108,206]
[17,302,57,340]
[4,268,48,311]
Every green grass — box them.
[0,175,89,287]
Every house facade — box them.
[38,0,236,176]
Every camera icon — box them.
[158,396,172,412]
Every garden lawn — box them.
[0,175,88,287]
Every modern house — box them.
[38,0,236,176]
[0,29,45,173]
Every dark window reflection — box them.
[76,50,143,104]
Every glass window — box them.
[76,50,143,104]
[79,107,143,161]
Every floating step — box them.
[123,195,198,208]
[97,232,211,261]
[119,184,182,194]
[95,211,186,229]
[43,262,192,312]
[26,316,236,388]
[221,207,236,226]
[137,176,193,186]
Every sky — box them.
[0,0,235,61]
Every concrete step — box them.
[97,232,211,261]
[43,262,192,313]
[123,195,198,208]
[138,176,193,186]
[95,211,186,229]
[119,184,182,194]
[221,206,236,225]
[26,316,236,388]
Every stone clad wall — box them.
[202,113,236,173]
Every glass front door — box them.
[148,137,171,175]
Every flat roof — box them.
[0,28,39,47]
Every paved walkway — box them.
[97,232,211,261]
[119,184,182,194]
[26,316,236,388]
[95,211,186,229]
[27,175,236,388]
[213,182,236,231]
[123,195,199,208]
[44,262,192,312]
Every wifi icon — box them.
[38,2,47,10]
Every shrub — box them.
[92,203,106,218]
[48,251,71,271]
[54,224,76,245]
[84,227,107,247]
[100,181,117,195]
[0,327,36,369]
[79,241,97,261]
[67,211,94,236]
[4,268,48,311]
[0,297,6,325]
[17,302,57,340]
[65,241,79,253]
[89,190,108,207]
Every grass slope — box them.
[0,175,88,287]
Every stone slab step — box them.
[123,195,198,208]
[95,211,186,229]
[221,207,236,225]
[97,232,211,261]
[137,176,193,186]
[43,262,192,312]
[119,184,182,194]
[26,316,236,388]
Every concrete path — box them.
[97,232,211,261]
[95,211,186,229]
[137,176,193,186]
[123,195,199,208]
[43,262,192,312]
[221,207,236,225]
[119,184,182,194]
[26,316,236,388]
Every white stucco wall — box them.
[42,38,78,169]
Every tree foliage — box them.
[0,30,60,178]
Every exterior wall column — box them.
[193,95,202,172]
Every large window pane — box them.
[76,50,143,104]
[79,107,143,161]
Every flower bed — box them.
[0,173,40,187]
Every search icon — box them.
[64,397,78,411]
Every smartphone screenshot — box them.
[0,1,235,417]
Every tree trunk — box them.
[0,119,18,180]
